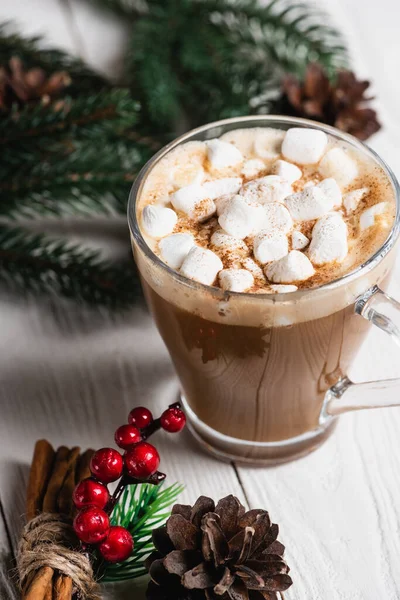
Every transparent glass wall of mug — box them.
[128,116,400,465]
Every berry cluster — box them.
[72,403,186,564]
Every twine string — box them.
[17,513,101,600]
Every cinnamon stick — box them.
[44,579,53,600]
[23,566,53,600]
[75,448,95,484]
[53,575,72,600]
[57,447,80,516]
[26,440,55,521]
[42,447,70,513]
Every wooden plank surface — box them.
[1,0,400,599]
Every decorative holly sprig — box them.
[72,403,186,565]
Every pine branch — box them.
[99,482,183,581]
[0,225,141,308]
[88,0,151,18]
[0,24,107,95]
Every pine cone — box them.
[146,495,292,600]
[278,63,381,141]
[0,57,71,111]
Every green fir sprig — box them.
[98,482,184,581]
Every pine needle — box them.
[98,482,183,581]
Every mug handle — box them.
[320,285,400,423]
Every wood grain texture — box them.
[1,0,400,599]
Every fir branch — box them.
[88,0,151,18]
[0,225,141,308]
[0,24,107,96]
[0,89,141,145]
[99,482,183,581]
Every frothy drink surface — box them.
[134,126,397,455]
[138,127,395,294]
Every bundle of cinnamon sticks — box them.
[22,440,94,600]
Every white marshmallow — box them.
[142,205,177,238]
[282,128,328,165]
[240,176,292,205]
[210,230,248,251]
[253,231,289,264]
[180,246,223,285]
[266,250,315,283]
[158,233,195,269]
[359,202,388,230]
[271,160,302,183]
[318,148,358,188]
[253,129,284,159]
[171,183,215,221]
[215,195,233,216]
[343,187,370,213]
[206,139,243,169]
[242,257,265,280]
[285,186,334,221]
[241,158,266,178]
[308,213,348,265]
[218,195,266,239]
[291,230,309,250]
[317,178,342,208]
[219,269,254,292]
[270,284,298,293]
[202,177,242,199]
[263,202,293,234]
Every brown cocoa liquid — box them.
[143,279,373,442]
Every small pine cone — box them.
[0,56,71,111]
[146,495,292,600]
[277,63,381,141]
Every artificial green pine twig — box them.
[0,225,141,308]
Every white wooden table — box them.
[1,1,400,599]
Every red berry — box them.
[98,526,133,563]
[73,506,110,544]
[90,448,123,484]
[160,407,186,433]
[114,424,141,450]
[128,406,153,429]
[73,478,110,510]
[125,442,160,479]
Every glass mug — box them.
[128,116,400,465]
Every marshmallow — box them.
[171,183,215,221]
[285,186,334,221]
[240,176,293,205]
[318,148,358,188]
[282,128,328,165]
[292,230,309,250]
[343,187,370,213]
[317,178,342,208]
[253,231,289,264]
[202,177,242,199]
[359,202,388,230]
[242,158,266,178]
[308,213,348,265]
[159,233,195,269]
[215,195,233,216]
[206,139,243,169]
[271,160,302,183]
[242,257,265,280]
[180,246,223,285]
[270,284,298,293]
[142,205,177,238]
[263,202,293,234]
[219,269,254,292]
[266,250,315,283]
[210,230,248,251]
[218,195,266,239]
[253,129,284,159]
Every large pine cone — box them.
[277,63,381,141]
[146,495,292,600]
